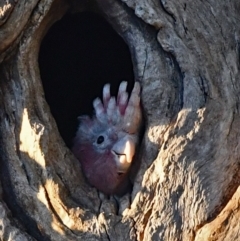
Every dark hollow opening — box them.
[39,12,134,147]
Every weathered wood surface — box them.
[0,0,240,240]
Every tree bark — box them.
[0,0,240,240]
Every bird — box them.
[72,81,142,195]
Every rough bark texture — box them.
[0,0,240,240]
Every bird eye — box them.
[97,135,104,144]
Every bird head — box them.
[72,81,142,195]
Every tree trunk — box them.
[0,0,240,240]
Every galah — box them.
[72,81,142,195]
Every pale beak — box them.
[111,136,135,173]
